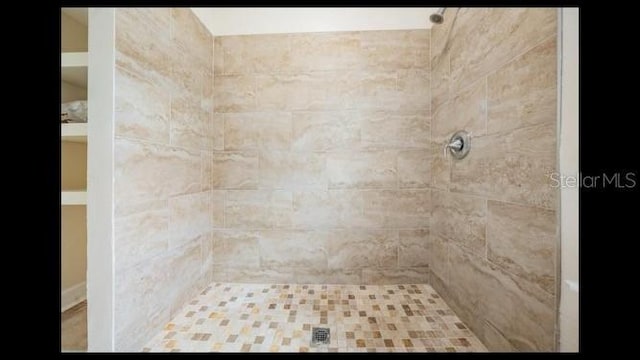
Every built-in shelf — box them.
[62,123,87,143]
[62,190,87,205]
[61,52,88,88]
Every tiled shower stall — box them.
[105,8,558,352]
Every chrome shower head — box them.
[429,8,445,24]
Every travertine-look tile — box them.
[224,112,292,150]
[211,152,259,189]
[487,201,556,295]
[487,37,557,134]
[450,124,556,209]
[431,52,450,113]
[397,150,431,189]
[428,234,449,286]
[449,8,556,94]
[168,191,211,249]
[115,65,171,143]
[115,200,169,270]
[293,268,363,284]
[171,92,211,151]
[211,230,260,268]
[452,78,487,137]
[327,230,398,269]
[327,151,397,189]
[210,191,225,228]
[259,151,327,189]
[359,71,430,112]
[292,110,360,151]
[211,113,225,151]
[362,190,431,228]
[201,152,213,191]
[167,241,205,317]
[225,190,293,229]
[217,34,291,75]
[359,30,429,70]
[448,244,555,351]
[258,230,328,268]
[398,229,430,267]
[114,138,201,216]
[431,191,487,256]
[200,233,213,284]
[361,112,430,149]
[290,32,362,71]
[213,75,256,113]
[361,267,430,284]
[292,190,364,229]
[256,72,360,111]
[430,8,457,65]
[170,9,211,73]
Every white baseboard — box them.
[62,281,86,312]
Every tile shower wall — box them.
[428,8,558,351]
[211,30,432,284]
[112,9,214,351]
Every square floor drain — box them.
[311,327,330,346]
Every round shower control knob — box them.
[445,130,471,160]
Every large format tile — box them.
[114,138,201,216]
[170,92,211,151]
[427,234,450,286]
[292,110,360,151]
[358,70,430,112]
[258,230,328,268]
[213,75,256,113]
[211,152,259,189]
[450,124,557,209]
[449,8,556,94]
[360,111,430,149]
[224,112,292,150]
[217,34,291,75]
[292,190,364,229]
[397,150,431,189]
[327,151,397,189]
[327,230,398,269]
[361,267,430,284]
[259,151,327,189]
[398,229,430,267]
[168,191,211,249]
[225,190,293,229]
[361,190,431,228]
[210,230,261,268]
[487,37,557,134]
[290,32,362,72]
[431,191,487,256]
[487,200,556,295]
[359,29,429,71]
[166,241,204,317]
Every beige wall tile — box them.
[452,77,487,137]
[430,8,457,65]
[211,229,260,268]
[210,190,225,228]
[428,234,449,286]
[114,138,201,215]
[258,230,328,268]
[114,200,168,271]
[168,191,211,249]
[211,113,224,151]
[327,229,398,269]
[225,267,296,283]
[431,53,450,112]
[397,150,431,189]
[361,267,430,284]
[224,112,292,150]
[292,110,360,151]
[171,92,211,150]
[487,200,556,295]
[259,151,327,189]
[488,37,557,134]
[217,34,291,75]
[290,32,362,71]
[432,99,455,142]
[362,190,431,228]
[256,72,360,111]
[200,233,213,284]
[294,268,362,284]
[292,190,364,229]
[450,8,557,94]
[360,30,429,71]
[450,124,557,209]
[327,151,397,189]
[201,152,212,191]
[361,111,430,149]
[359,70,430,112]
[211,151,259,189]
[166,241,204,317]
[225,190,292,229]
[115,65,170,143]
[398,229,430,267]
[170,8,211,70]
[213,75,256,113]
[430,139,451,191]
[431,190,487,256]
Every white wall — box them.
[559,7,579,352]
[191,7,437,36]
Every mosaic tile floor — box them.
[144,283,487,352]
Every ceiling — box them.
[62,8,88,26]
[191,8,439,36]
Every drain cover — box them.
[311,327,330,346]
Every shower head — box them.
[429,8,445,24]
